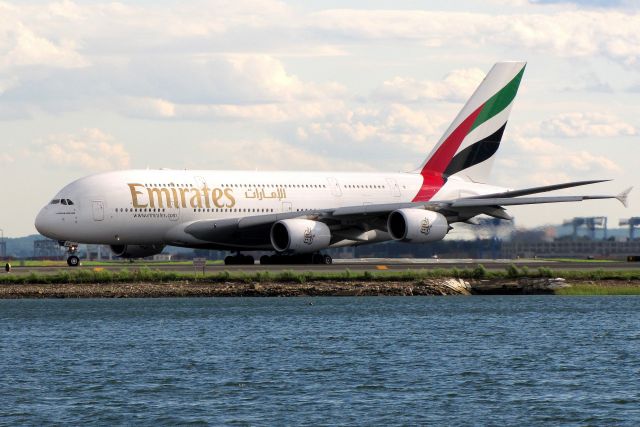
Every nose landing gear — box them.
[62,242,80,267]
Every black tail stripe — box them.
[443,123,507,178]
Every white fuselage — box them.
[35,169,506,249]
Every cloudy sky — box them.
[1,0,639,237]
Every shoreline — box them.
[2,278,640,298]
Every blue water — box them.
[1,296,639,425]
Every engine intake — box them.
[109,244,166,259]
[387,209,448,243]
[270,219,331,253]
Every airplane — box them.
[35,61,631,266]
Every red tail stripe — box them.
[412,103,484,202]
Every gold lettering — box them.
[178,188,189,208]
[147,187,172,209]
[201,184,211,208]
[128,183,148,208]
[170,188,179,208]
[211,188,224,208]
[224,188,235,208]
[189,188,203,208]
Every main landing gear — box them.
[224,253,255,265]
[260,253,332,265]
[63,241,80,267]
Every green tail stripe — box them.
[470,66,525,132]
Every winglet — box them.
[617,187,632,208]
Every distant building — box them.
[33,239,64,259]
[501,239,640,259]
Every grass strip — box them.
[3,264,640,285]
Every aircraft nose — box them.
[35,207,54,238]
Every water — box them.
[1,296,639,426]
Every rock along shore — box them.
[0,277,592,299]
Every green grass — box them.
[3,264,640,285]
[556,284,640,296]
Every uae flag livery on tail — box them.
[412,62,526,202]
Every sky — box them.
[1,0,639,237]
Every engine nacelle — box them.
[270,219,331,254]
[109,244,166,259]
[387,209,448,243]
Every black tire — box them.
[224,256,234,265]
[244,255,255,265]
[323,255,332,265]
[260,255,270,265]
[67,256,80,267]
[312,254,323,264]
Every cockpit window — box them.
[67,199,74,205]
[50,199,60,204]
[61,199,68,205]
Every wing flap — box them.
[450,195,617,208]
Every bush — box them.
[506,264,519,278]
[472,264,487,279]
[538,267,553,278]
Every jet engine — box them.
[109,244,166,259]
[270,219,331,253]
[387,209,448,243]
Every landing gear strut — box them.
[260,253,332,265]
[63,242,80,267]
[224,253,255,265]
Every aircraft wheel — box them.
[323,255,332,265]
[67,255,80,267]
[260,255,270,265]
[312,254,323,264]
[224,256,235,265]
[244,255,255,265]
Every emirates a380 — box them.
[35,62,630,266]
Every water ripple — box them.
[1,296,639,425]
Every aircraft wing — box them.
[182,182,631,243]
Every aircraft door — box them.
[386,178,401,197]
[92,200,104,221]
[327,177,342,197]
[282,202,292,213]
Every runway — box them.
[6,258,640,275]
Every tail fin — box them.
[412,61,526,202]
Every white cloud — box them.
[496,135,621,185]
[38,128,130,171]
[310,9,640,65]
[108,54,346,122]
[122,96,344,123]
[373,68,485,103]
[300,104,449,155]
[519,112,637,138]
[0,16,88,72]
[200,138,373,172]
